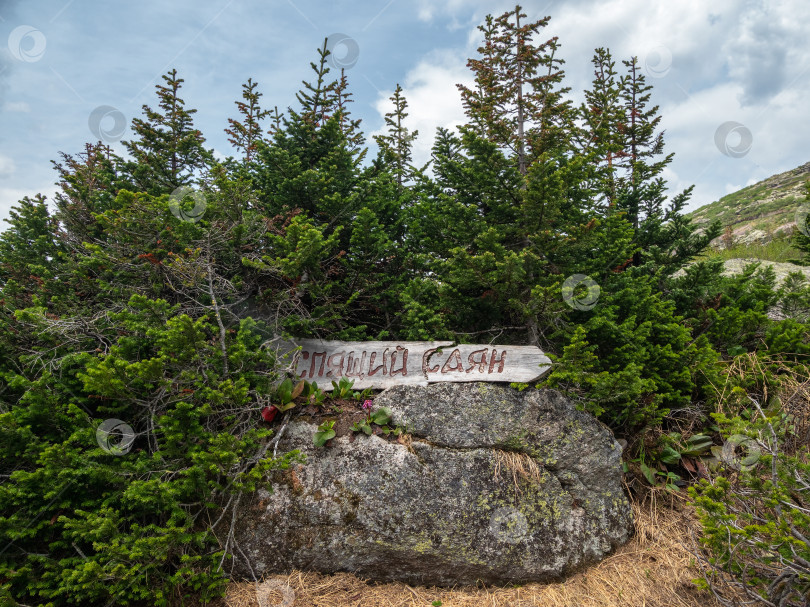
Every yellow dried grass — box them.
[493,449,544,495]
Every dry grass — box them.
[493,449,544,493]
[217,491,723,607]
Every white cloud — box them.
[0,155,16,179]
[371,49,474,168]
[415,0,490,24]
[0,184,58,224]
[2,101,31,112]
[393,0,810,212]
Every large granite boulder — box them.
[234,383,633,586]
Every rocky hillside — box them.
[673,258,810,285]
[688,161,810,247]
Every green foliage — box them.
[274,377,306,412]
[545,264,720,430]
[633,431,714,491]
[373,83,419,188]
[225,77,272,165]
[457,6,571,172]
[698,237,804,263]
[350,419,374,435]
[300,379,326,406]
[350,406,401,437]
[369,407,392,426]
[330,377,356,399]
[0,297,300,605]
[0,69,305,604]
[312,420,336,447]
[690,400,810,605]
[123,69,212,195]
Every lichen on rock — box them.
[233,383,633,586]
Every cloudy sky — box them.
[1,0,808,224]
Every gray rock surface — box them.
[672,258,810,320]
[720,258,810,284]
[672,258,810,285]
[234,383,633,586]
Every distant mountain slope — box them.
[687,161,810,246]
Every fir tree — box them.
[332,68,366,161]
[457,5,572,176]
[268,105,284,137]
[577,47,626,208]
[615,56,670,236]
[294,38,337,129]
[225,77,270,164]
[51,142,130,247]
[373,84,418,189]
[608,57,720,270]
[123,69,211,194]
[0,195,64,301]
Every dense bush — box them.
[690,356,810,606]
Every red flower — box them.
[261,405,278,423]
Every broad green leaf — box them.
[640,462,657,485]
[291,379,305,400]
[659,445,681,465]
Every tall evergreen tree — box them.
[577,48,626,208]
[607,57,720,271]
[457,5,571,176]
[331,68,366,161]
[615,56,670,235]
[373,84,418,189]
[0,195,65,302]
[123,69,211,195]
[295,38,337,129]
[225,77,270,164]
[51,142,130,247]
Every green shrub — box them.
[690,368,810,606]
[0,301,299,606]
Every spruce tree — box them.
[457,5,571,175]
[294,38,337,130]
[0,195,65,301]
[255,54,351,219]
[332,68,366,161]
[51,142,137,249]
[577,47,626,208]
[615,56,670,236]
[610,57,720,270]
[225,77,270,164]
[248,42,416,339]
[123,69,211,195]
[373,84,418,189]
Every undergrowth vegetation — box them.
[697,237,803,263]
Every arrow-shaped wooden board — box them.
[267,339,552,390]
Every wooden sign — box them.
[268,339,552,390]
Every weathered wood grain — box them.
[266,339,552,390]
